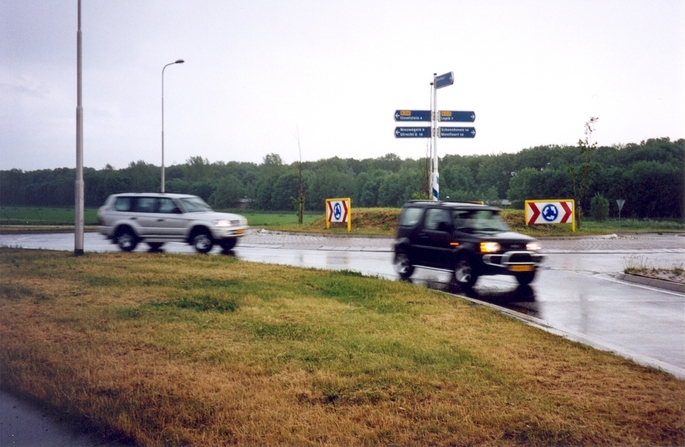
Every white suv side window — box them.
[114,197,133,211]
[158,198,180,214]
[135,197,156,213]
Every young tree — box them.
[294,133,305,224]
[567,117,599,228]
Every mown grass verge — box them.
[0,248,683,446]
[0,206,99,226]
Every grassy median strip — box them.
[0,249,683,446]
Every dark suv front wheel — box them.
[453,257,477,289]
[515,271,536,286]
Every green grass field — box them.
[1,249,683,446]
[0,206,99,225]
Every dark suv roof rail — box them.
[406,200,489,207]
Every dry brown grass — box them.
[1,248,683,446]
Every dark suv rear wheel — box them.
[394,252,415,280]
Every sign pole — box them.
[616,199,625,232]
[432,73,438,201]
[394,71,462,200]
[430,71,454,201]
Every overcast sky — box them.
[1,0,683,171]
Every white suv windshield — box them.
[180,197,213,213]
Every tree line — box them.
[1,138,682,220]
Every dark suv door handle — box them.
[130,217,137,220]
[157,219,164,222]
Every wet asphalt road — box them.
[1,230,684,446]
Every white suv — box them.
[98,193,248,253]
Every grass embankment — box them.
[1,249,683,446]
[263,207,685,237]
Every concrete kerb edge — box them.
[616,273,685,293]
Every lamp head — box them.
[175,59,185,64]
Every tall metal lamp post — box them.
[74,0,84,256]
[161,59,184,193]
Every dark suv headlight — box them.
[526,242,541,251]
[480,242,501,253]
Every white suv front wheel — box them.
[191,229,214,254]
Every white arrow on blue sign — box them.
[439,111,476,122]
[395,127,432,138]
[394,110,431,122]
[439,127,476,138]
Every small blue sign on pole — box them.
[439,111,476,122]
[394,110,431,122]
[439,127,476,138]
[395,127,432,138]
[434,72,454,89]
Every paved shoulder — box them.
[540,233,685,252]
[242,230,394,251]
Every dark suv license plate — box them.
[509,265,533,272]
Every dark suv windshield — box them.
[453,209,509,234]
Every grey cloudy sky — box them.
[1,0,683,171]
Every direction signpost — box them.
[439,110,476,122]
[394,71,476,201]
[394,110,431,122]
[439,127,476,138]
[434,71,454,89]
[394,126,431,138]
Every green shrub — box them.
[591,193,609,221]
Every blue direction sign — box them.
[439,110,476,122]
[434,71,454,89]
[395,126,431,138]
[394,110,431,122]
[439,127,476,138]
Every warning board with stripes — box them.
[525,199,575,232]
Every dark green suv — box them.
[393,201,545,288]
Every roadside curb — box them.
[617,273,685,293]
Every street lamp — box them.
[161,59,184,193]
